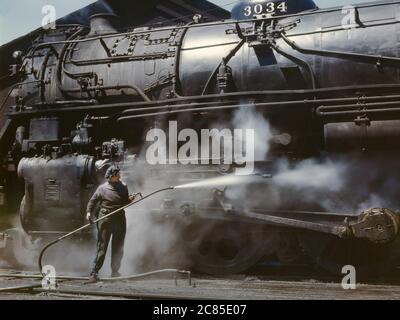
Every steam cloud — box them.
[273,158,347,192]
[6,106,400,276]
[232,107,272,161]
[119,107,400,275]
[119,106,274,275]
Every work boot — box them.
[85,274,100,284]
[111,271,121,278]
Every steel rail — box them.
[0,269,191,284]
[31,288,200,300]
[0,283,43,293]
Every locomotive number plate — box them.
[243,1,288,16]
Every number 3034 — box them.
[243,2,288,16]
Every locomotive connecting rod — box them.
[38,186,175,275]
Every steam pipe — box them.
[11,86,400,118]
[271,43,317,90]
[64,85,152,102]
[38,186,174,275]
[55,27,88,100]
[10,88,400,122]
[316,100,400,116]
[120,99,238,116]
[116,100,311,121]
[281,33,400,67]
[201,38,246,95]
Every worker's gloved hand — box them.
[129,192,143,202]
[86,212,93,224]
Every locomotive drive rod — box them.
[38,186,175,275]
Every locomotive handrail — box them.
[117,94,400,121]
[316,100,400,117]
[119,94,400,117]
[0,80,43,112]
[10,86,400,118]
[117,101,310,120]
[281,33,400,67]
[54,28,88,99]
[121,99,239,115]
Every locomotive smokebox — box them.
[88,13,119,36]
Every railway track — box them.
[0,265,195,300]
[2,265,400,300]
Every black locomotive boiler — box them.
[2,0,400,277]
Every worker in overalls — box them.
[86,166,135,283]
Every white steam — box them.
[273,159,348,192]
[175,174,262,189]
[232,107,272,161]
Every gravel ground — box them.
[1,272,400,300]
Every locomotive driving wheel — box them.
[298,231,400,279]
[181,219,267,275]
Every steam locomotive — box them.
[2,0,400,277]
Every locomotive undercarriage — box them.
[2,170,400,277]
[2,88,400,277]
